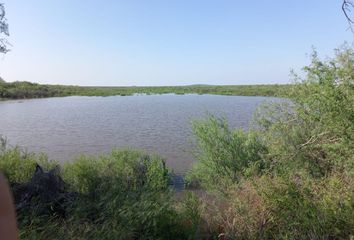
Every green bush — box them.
[189,44,354,239]
[254,44,354,177]
[175,192,203,238]
[258,173,354,239]
[0,142,196,239]
[0,137,56,183]
[186,115,268,192]
[201,174,354,239]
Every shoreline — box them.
[0,81,291,100]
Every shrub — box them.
[200,173,354,239]
[61,150,190,239]
[186,115,268,192]
[189,44,354,239]
[255,44,354,177]
[0,136,56,183]
[0,142,195,239]
[175,192,203,238]
[259,173,354,239]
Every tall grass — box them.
[0,144,200,239]
[0,137,57,183]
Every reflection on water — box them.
[0,94,279,175]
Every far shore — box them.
[0,81,291,100]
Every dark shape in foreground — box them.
[11,164,77,217]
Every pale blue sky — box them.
[0,0,352,86]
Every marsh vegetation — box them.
[0,82,290,99]
[0,46,353,239]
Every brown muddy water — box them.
[0,94,279,179]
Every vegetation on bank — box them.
[0,143,201,239]
[186,44,354,239]
[0,81,290,99]
[0,45,353,239]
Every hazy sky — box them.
[0,0,352,86]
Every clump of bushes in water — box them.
[186,44,354,239]
[0,45,353,239]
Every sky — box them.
[0,0,352,86]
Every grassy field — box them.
[0,81,291,99]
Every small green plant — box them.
[176,192,203,238]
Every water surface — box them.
[0,94,278,175]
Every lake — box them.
[0,94,278,176]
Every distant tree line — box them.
[0,80,291,99]
[0,81,66,99]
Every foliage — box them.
[186,116,267,192]
[11,164,77,223]
[0,137,56,183]
[1,44,353,239]
[0,142,198,239]
[174,192,203,238]
[0,3,9,54]
[188,44,354,239]
[255,44,354,177]
[257,173,354,239]
[199,174,354,239]
[0,81,291,99]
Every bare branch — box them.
[342,0,354,33]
